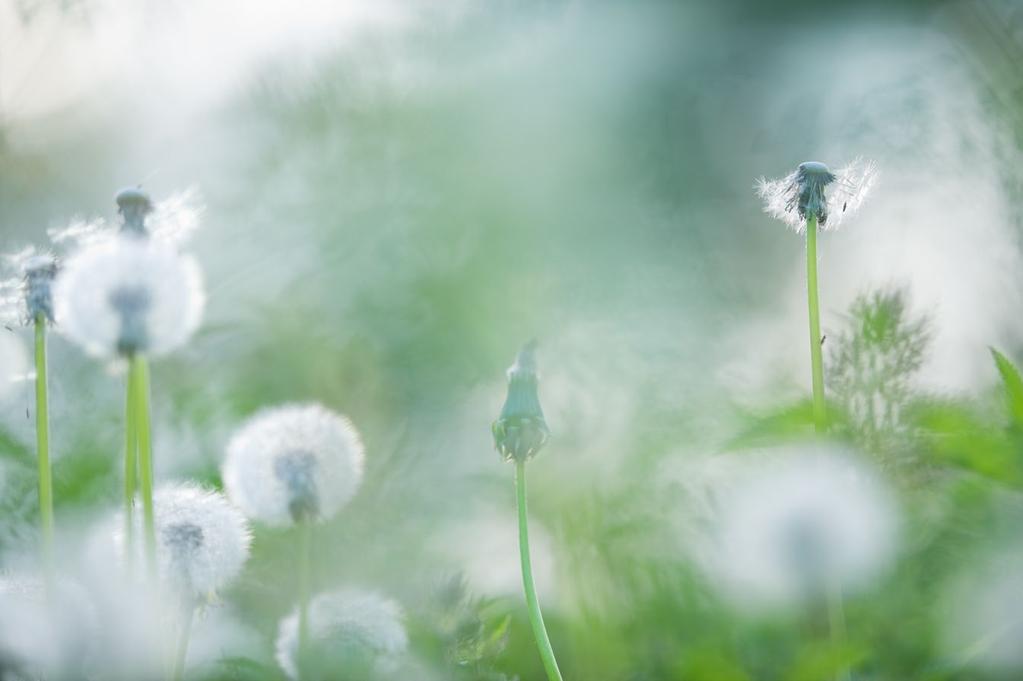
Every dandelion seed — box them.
[113,483,251,599]
[706,445,899,610]
[52,236,205,359]
[274,588,408,681]
[755,158,877,233]
[222,403,365,527]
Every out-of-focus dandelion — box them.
[939,547,1023,675]
[1,248,60,592]
[223,403,365,671]
[0,575,97,679]
[491,341,562,681]
[707,446,898,680]
[274,587,408,681]
[112,483,251,681]
[755,159,878,433]
[53,187,207,581]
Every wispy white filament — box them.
[47,187,205,248]
[705,445,899,610]
[53,235,205,358]
[0,332,27,400]
[113,483,251,599]
[274,587,408,680]
[222,403,365,527]
[756,158,878,233]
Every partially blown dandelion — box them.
[113,483,251,681]
[223,403,365,672]
[275,588,408,681]
[492,342,562,681]
[756,159,877,432]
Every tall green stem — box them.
[124,361,138,569]
[516,461,564,681]
[827,578,851,681]
[130,354,157,578]
[297,517,313,678]
[805,215,827,433]
[34,315,54,591]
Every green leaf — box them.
[991,348,1023,426]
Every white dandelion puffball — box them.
[707,446,899,610]
[53,235,205,358]
[223,403,365,527]
[940,548,1023,673]
[115,483,251,598]
[756,158,877,233]
[275,588,408,680]
[0,332,27,400]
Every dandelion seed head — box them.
[116,186,154,235]
[223,403,365,527]
[113,483,251,599]
[275,588,408,680]
[53,236,205,358]
[706,445,898,610]
[756,158,877,232]
[493,341,550,462]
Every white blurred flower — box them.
[940,548,1023,674]
[222,403,365,527]
[275,587,408,680]
[0,576,97,677]
[705,445,899,610]
[53,235,205,358]
[113,483,251,599]
[756,158,877,232]
[0,332,27,400]
[0,248,59,326]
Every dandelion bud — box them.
[756,158,877,232]
[23,254,58,323]
[222,403,365,527]
[275,588,408,681]
[116,186,154,236]
[114,483,251,600]
[492,341,549,462]
[53,236,205,358]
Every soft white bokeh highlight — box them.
[0,332,28,401]
[222,403,365,527]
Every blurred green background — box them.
[3,0,1023,679]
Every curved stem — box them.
[297,517,313,678]
[516,461,564,681]
[805,215,827,433]
[124,359,138,571]
[171,601,194,681]
[34,316,54,592]
[131,354,157,579]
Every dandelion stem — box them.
[516,460,563,681]
[124,359,138,570]
[171,601,194,681]
[131,354,157,579]
[297,516,313,676]
[805,214,827,432]
[34,315,55,592]
[827,578,851,681]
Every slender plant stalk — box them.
[131,354,157,578]
[34,315,54,592]
[124,362,138,570]
[297,517,313,676]
[827,578,851,681]
[805,214,827,433]
[516,461,564,681]
[171,601,194,681]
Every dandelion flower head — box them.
[756,158,877,232]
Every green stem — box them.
[130,354,157,579]
[124,360,138,570]
[805,215,827,433]
[296,517,314,678]
[827,578,851,681]
[34,315,54,592]
[516,461,564,681]
[171,602,194,681]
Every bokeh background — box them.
[3,0,1023,679]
